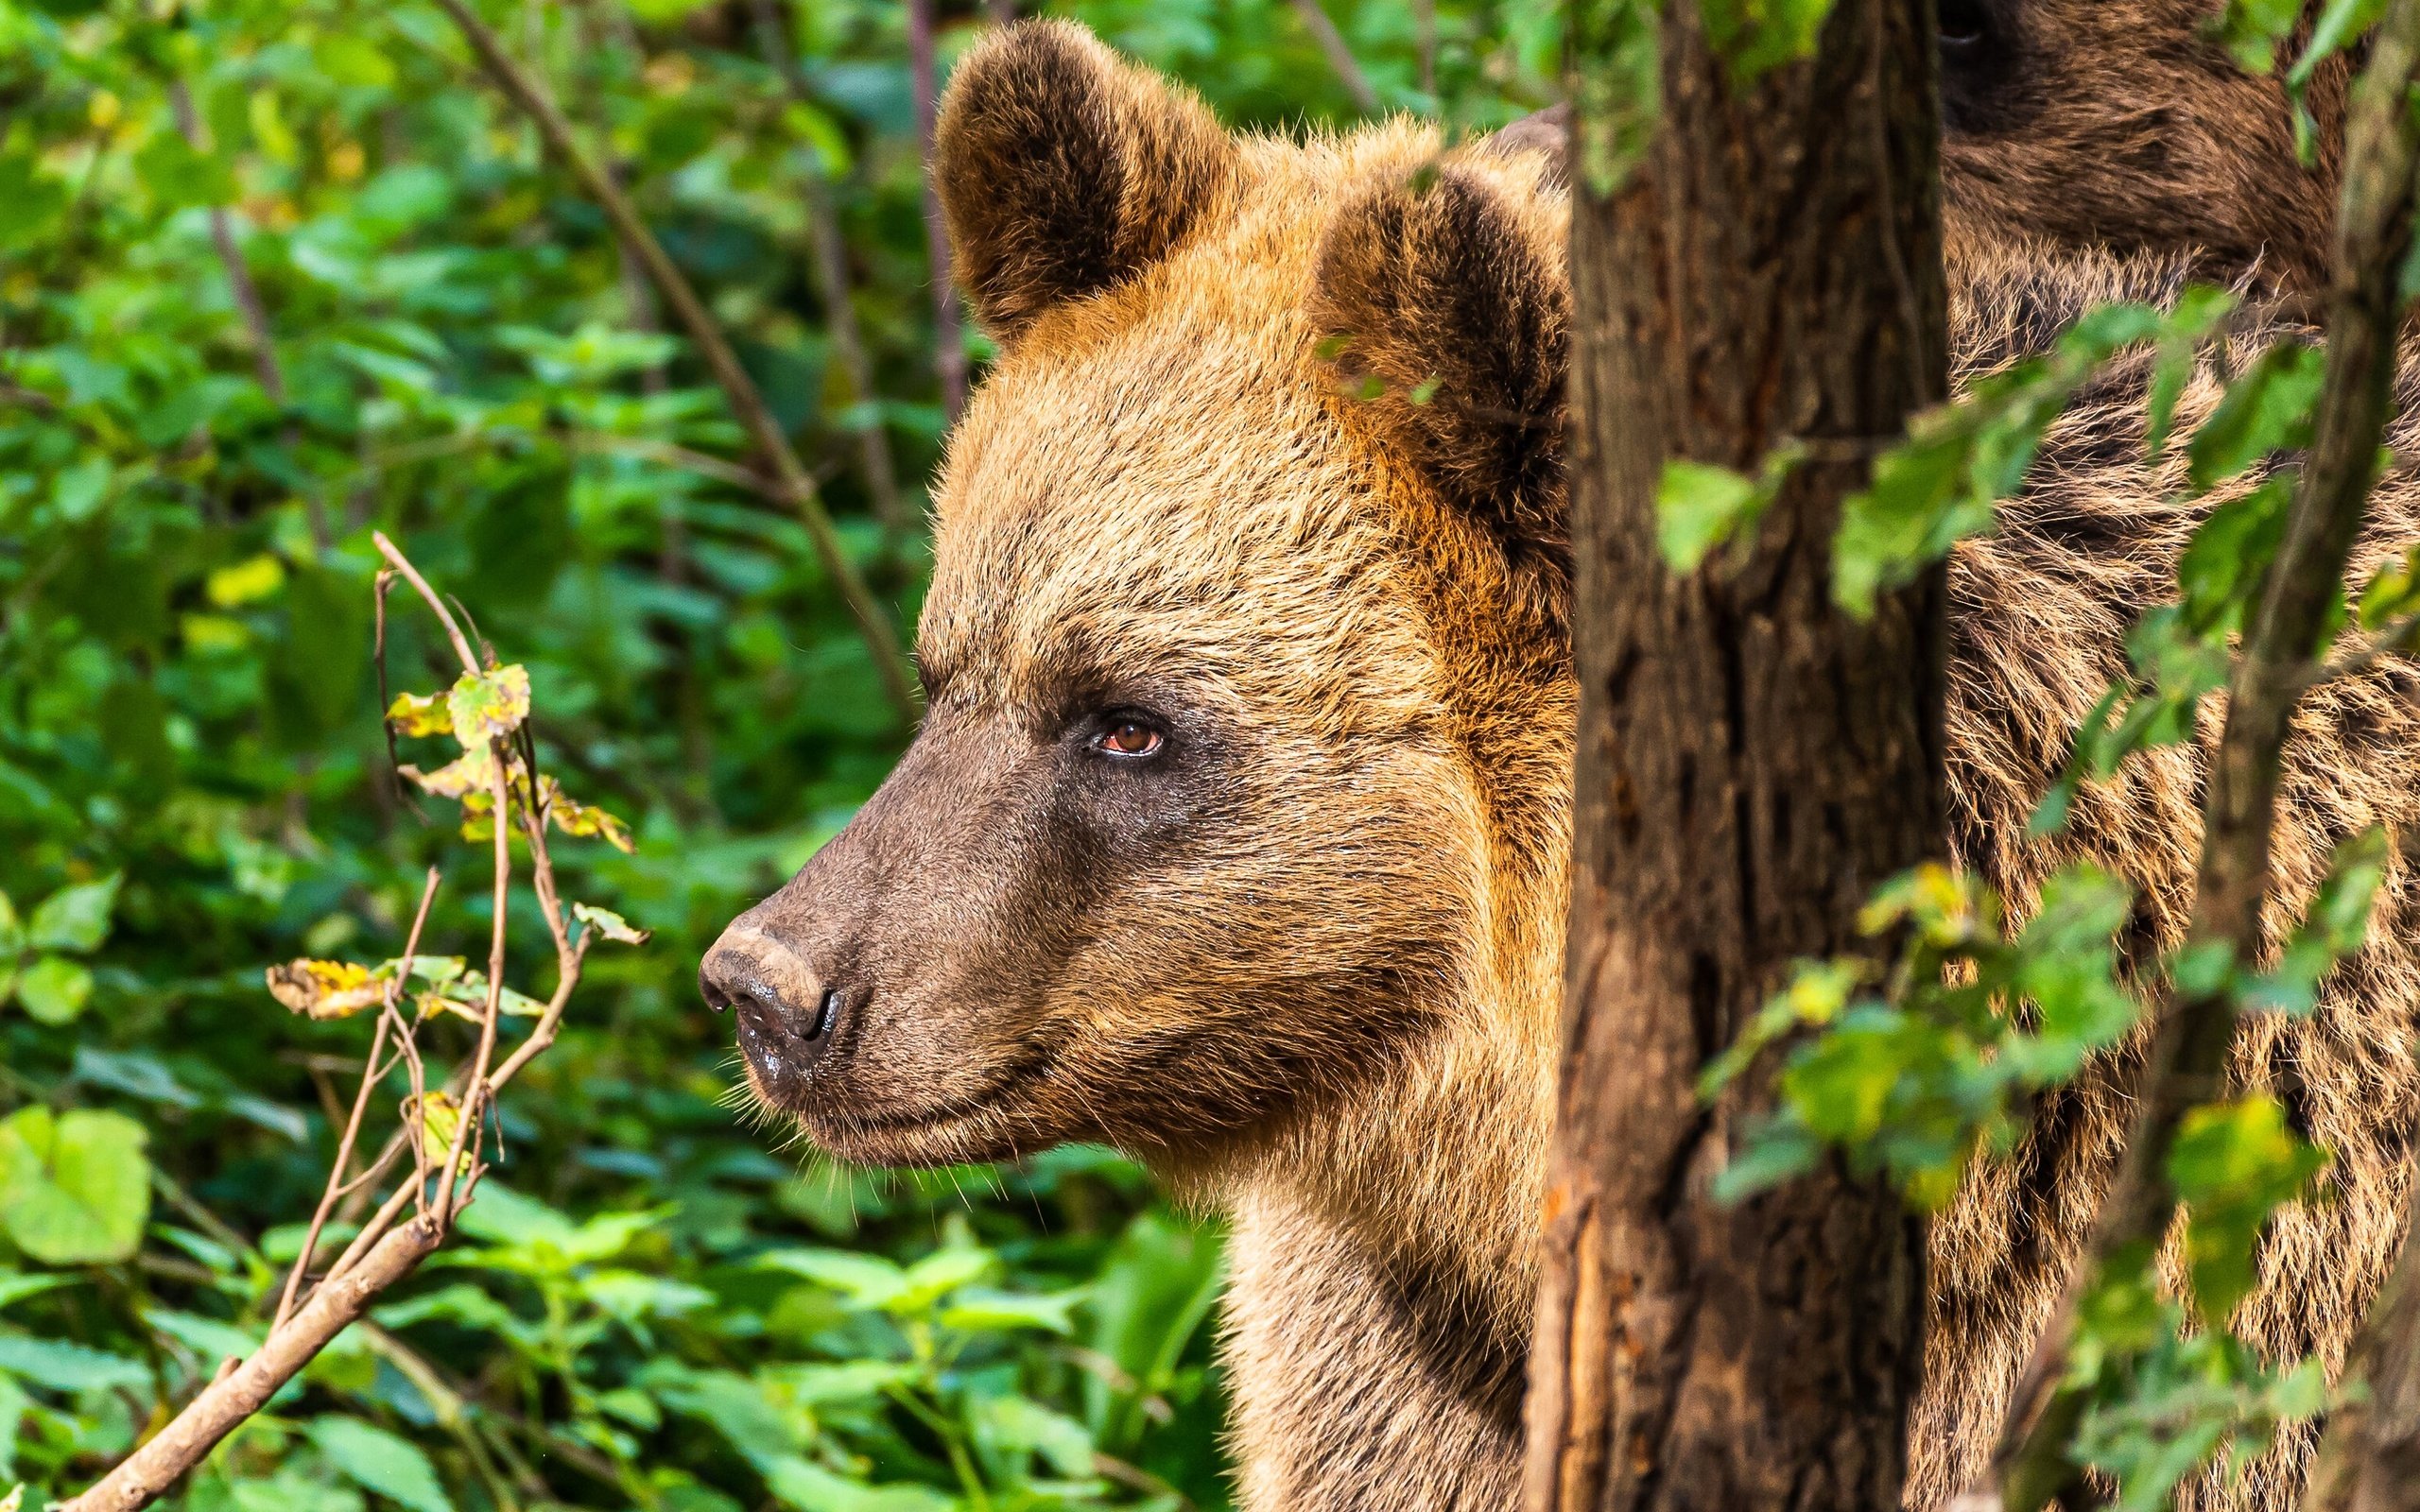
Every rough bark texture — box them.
[1524,2,1947,1509]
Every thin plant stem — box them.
[908,0,968,425]
[1289,0,1381,113]
[422,0,918,723]
[272,868,441,1330]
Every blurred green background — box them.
[0,1,1553,1505]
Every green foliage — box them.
[2067,1311,2332,1512]
[1709,110,2410,1489]
[1695,0,1835,85]
[0,1108,150,1265]
[1833,291,2234,617]
[1652,441,1804,573]
[1705,864,2143,1211]
[0,0,1556,1504]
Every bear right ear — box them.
[1308,155,1570,558]
[935,21,1238,343]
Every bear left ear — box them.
[1308,155,1570,557]
[936,20,1239,343]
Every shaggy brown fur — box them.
[1936,0,2355,292]
[701,19,2420,1512]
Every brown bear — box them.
[699,19,2420,1512]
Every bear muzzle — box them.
[700,927,849,1107]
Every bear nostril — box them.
[700,964,735,1014]
[807,987,842,1040]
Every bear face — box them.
[702,23,1574,1176]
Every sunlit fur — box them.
[722,20,2420,1512]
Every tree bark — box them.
[1524,0,1946,1507]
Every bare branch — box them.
[59,539,611,1512]
[423,0,919,723]
[273,868,441,1330]
[168,82,285,408]
[745,0,910,545]
[908,0,969,426]
[1288,0,1381,115]
[56,1218,446,1512]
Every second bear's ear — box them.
[935,21,1238,343]
[1308,159,1570,557]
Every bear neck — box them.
[1180,635,1574,1450]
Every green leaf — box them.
[0,1107,152,1265]
[445,664,530,747]
[2145,285,2238,459]
[643,1364,806,1468]
[0,1272,71,1313]
[309,1416,456,1512]
[760,1457,956,1512]
[2244,827,2389,1015]
[49,456,111,524]
[0,1332,149,1392]
[16,958,92,1024]
[385,690,452,737]
[939,1287,1084,1335]
[132,131,239,210]
[2169,1096,2329,1323]
[1708,1114,1820,1202]
[2355,541,2420,629]
[2175,475,2293,635]
[891,1246,997,1314]
[1697,0,1839,84]
[26,873,120,953]
[2206,0,2307,72]
[571,902,650,946]
[1655,461,1764,573]
[976,1392,1098,1478]
[2186,340,2325,489]
[754,1246,909,1309]
[147,1309,262,1370]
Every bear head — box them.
[700,20,1575,1174]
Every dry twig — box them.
[56,534,632,1512]
[423,0,919,723]
[908,0,969,426]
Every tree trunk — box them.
[1524,0,1947,1507]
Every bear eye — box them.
[1938,0,1989,50]
[1093,717,1165,759]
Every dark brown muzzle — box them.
[700,926,847,1108]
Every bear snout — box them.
[701,930,848,1106]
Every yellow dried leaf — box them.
[543,778,633,853]
[413,1090,463,1167]
[401,747,500,800]
[447,664,530,747]
[572,902,651,946]
[386,690,453,738]
[264,959,385,1021]
[415,989,481,1025]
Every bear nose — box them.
[700,938,847,1106]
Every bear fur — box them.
[701,18,2420,1511]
